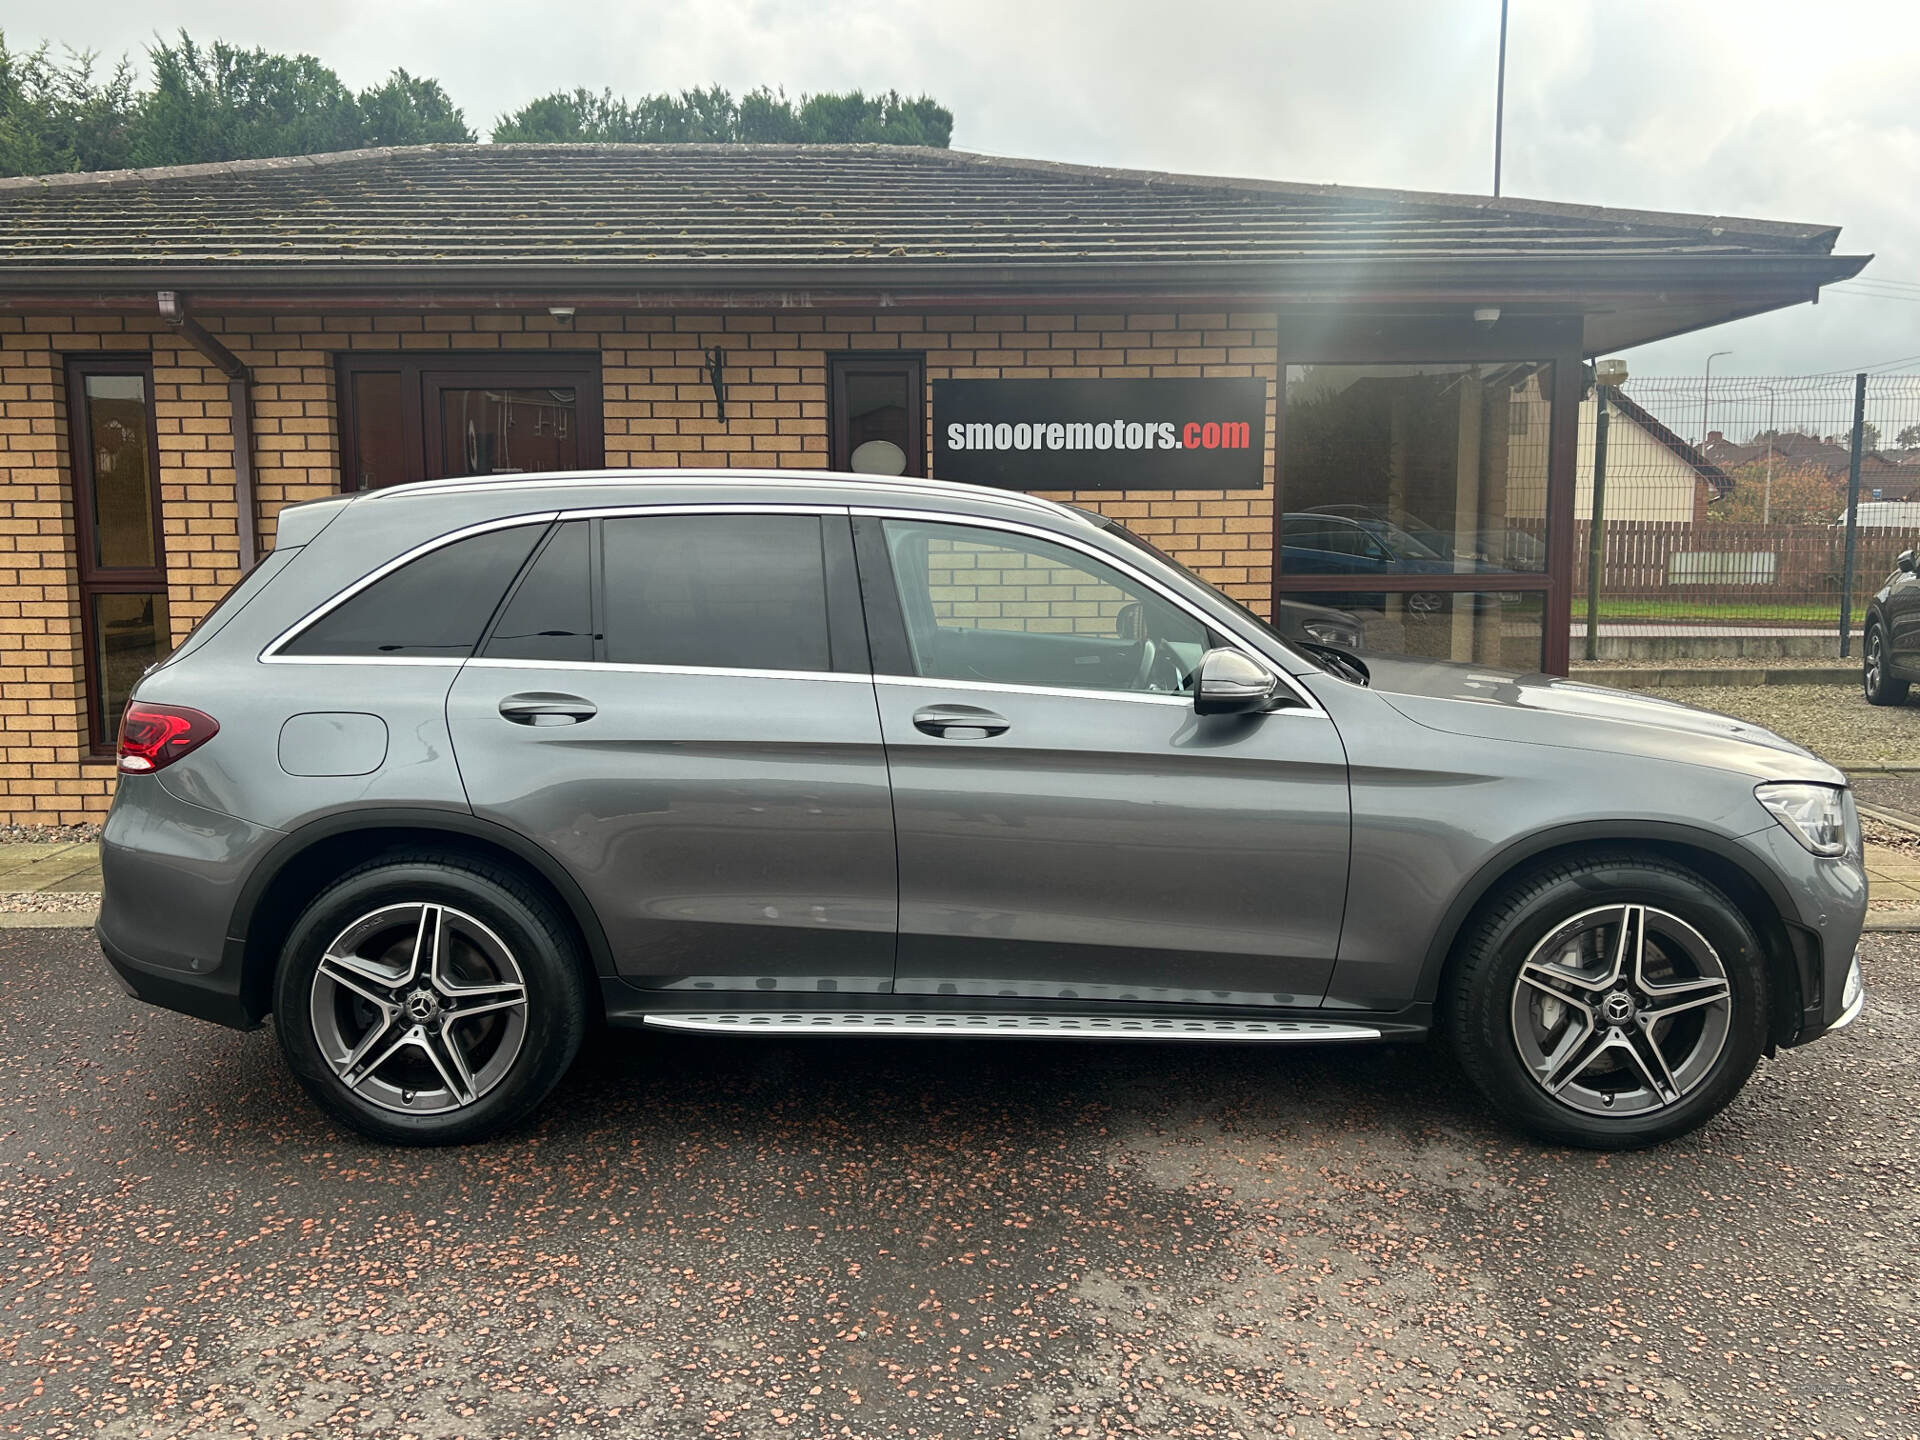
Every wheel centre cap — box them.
[404,988,442,1024]
[1602,990,1637,1025]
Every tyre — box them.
[1863,622,1908,706]
[272,852,588,1145]
[1443,854,1768,1149]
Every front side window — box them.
[881,519,1208,694]
[281,525,545,658]
[67,358,171,751]
[599,515,832,672]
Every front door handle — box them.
[912,704,1009,739]
[499,692,598,727]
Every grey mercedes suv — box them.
[98,471,1867,1149]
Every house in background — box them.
[1509,389,1731,524]
[1704,430,1920,502]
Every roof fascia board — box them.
[0,253,1870,302]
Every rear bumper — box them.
[98,924,258,1030]
[96,775,278,1031]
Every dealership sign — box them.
[932,378,1266,491]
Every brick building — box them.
[0,145,1866,822]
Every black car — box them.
[1862,546,1920,705]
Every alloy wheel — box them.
[1508,903,1732,1118]
[1866,629,1884,699]
[309,902,530,1115]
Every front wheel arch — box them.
[1418,826,1805,1048]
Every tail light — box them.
[117,703,220,775]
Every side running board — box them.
[641,1012,1382,1042]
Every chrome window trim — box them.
[464,657,869,684]
[852,505,1327,718]
[874,674,1198,709]
[260,511,560,663]
[260,503,848,664]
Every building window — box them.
[1275,361,1556,669]
[830,353,924,476]
[337,354,605,490]
[66,357,171,753]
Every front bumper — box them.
[1736,823,1868,1046]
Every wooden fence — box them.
[1557,521,1913,608]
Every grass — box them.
[1573,598,1851,625]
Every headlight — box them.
[1755,782,1851,857]
[1302,620,1361,650]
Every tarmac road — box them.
[0,927,1915,1439]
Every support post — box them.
[1584,386,1611,662]
[1839,372,1867,657]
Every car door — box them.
[445,508,898,993]
[1886,545,1920,674]
[855,511,1351,1008]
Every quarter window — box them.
[66,358,171,752]
[880,519,1209,694]
[599,515,833,672]
[281,525,544,658]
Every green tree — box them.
[1897,423,1920,449]
[138,33,471,166]
[0,33,139,174]
[492,84,951,146]
[356,68,472,148]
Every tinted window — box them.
[881,519,1209,694]
[483,521,593,662]
[282,525,543,658]
[600,515,831,672]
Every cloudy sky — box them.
[4,0,1914,379]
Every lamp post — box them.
[1702,350,1732,444]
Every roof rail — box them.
[361,468,1078,519]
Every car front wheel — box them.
[273,852,588,1145]
[1444,854,1769,1149]
[1863,622,1908,705]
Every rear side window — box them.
[483,521,594,663]
[599,515,831,672]
[280,524,544,658]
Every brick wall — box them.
[0,306,1276,823]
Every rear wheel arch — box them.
[232,809,614,1023]
[1420,824,1805,1047]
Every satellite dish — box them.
[850,439,907,475]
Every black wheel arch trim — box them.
[224,805,618,1021]
[1412,818,1807,1016]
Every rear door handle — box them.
[499,692,598,727]
[912,704,1009,738]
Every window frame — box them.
[829,352,926,476]
[336,353,606,491]
[66,354,170,754]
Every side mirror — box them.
[1900,549,1917,574]
[1194,648,1280,716]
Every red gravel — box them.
[0,929,1915,1437]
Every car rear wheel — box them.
[1444,854,1769,1149]
[1863,622,1908,705]
[273,853,588,1145]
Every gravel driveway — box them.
[1,928,1916,1439]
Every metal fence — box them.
[1576,373,1920,654]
